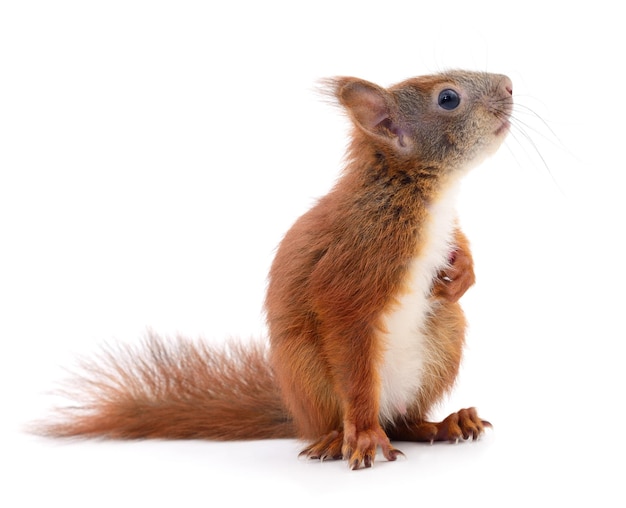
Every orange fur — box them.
[41,336,294,440]
[36,70,513,470]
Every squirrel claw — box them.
[435,407,491,442]
[342,424,402,470]
[303,426,402,469]
[300,430,344,462]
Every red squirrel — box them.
[38,70,513,470]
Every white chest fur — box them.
[377,182,460,423]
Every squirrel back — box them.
[36,70,513,469]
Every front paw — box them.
[433,248,475,302]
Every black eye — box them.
[438,89,460,110]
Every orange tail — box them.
[34,332,295,440]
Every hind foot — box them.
[299,430,344,461]
[300,426,403,470]
[426,407,491,443]
[389,407,491,443]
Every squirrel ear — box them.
[329,78,411,152]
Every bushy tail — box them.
[34,332,296,440]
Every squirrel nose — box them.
[501,76,513,96]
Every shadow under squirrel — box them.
[37,70,514,470]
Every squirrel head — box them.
[324,71,513,175]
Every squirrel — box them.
[37,70,514,470]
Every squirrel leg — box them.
[315,324,403,469]
[388,407,491,443]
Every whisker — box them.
[512,103,570,153]
[506,113,567,197]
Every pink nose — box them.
[501,76,513,96]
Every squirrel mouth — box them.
[495,119,511,136]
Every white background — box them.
[1,1,624,506]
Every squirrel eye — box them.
[438,89,460,110]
